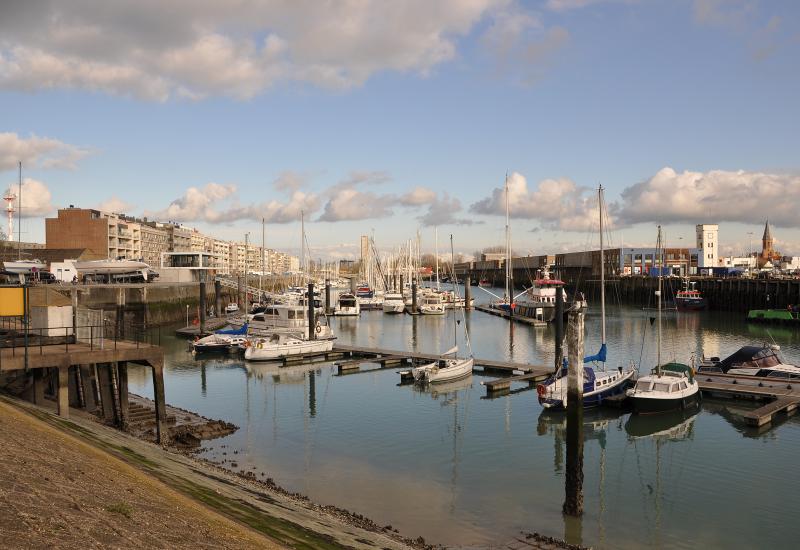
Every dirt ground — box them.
[0,398,280,550]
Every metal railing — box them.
[0,320,161,369]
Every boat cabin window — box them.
[287,310,297,319]
[679,381,688,390]
[653,382,671,392]
[634,380,651,391]
[766,371,790,378]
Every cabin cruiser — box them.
[698,345,800,378]
[229,304,333,339]
[382,292,406,314]
[335,293,360,316]
[626,362,701,414]
[419,294,445,315]
[538,360,636,410]
[243,332,335,361]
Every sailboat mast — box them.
[504,173,510,302]
[435,227,439,290]
[300,210,305,284]
[17,161,22,260]
[451,234,457,359]
[260,217,265,297]
[599,185,606,345]
[657,225,662,375]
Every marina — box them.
[120,302,800,548]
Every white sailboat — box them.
[412,235,474,384]
[626,226,701,414]
[244,332,334,361]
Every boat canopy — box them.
[717,345,783,371]
[216,322,248,335]
[584,343,607,364]
[660,362,694,380]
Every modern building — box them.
[696,224,719,268]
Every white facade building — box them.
[696,224,719,268]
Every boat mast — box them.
[599,185,606,347]
[504,173,510,303]
[435,226,439,290]
[260,217,265,299]
[657,225,662,376]
[451,234,457,359]
[300,210,305,284]
[17,161,22,260]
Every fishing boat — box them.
[335,293,360,316]
[675,279,706,311]
[412,236,474,384]
[537,186,636,409]
[626,226,701,414]
[244,332,335,361]
[515,268,570,323]
[382,292,405,314]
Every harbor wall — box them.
[52,283,238,327]
[457,266,798,313]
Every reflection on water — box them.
[126,302,800,548]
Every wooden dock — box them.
[332,343,546,375]
[481,372,551,395]
[698,372,800,427]
[175,317,229,337]
[474,305,547,327]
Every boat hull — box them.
[675,298,706,311]
[244,338,334,361]
[382,302,405,314]
[539,370,635,410]
[629,390,701,415]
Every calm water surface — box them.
[128,288,800,548]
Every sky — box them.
[1,0,799,261]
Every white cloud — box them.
[399,186,437,206]
[618,167,800,227]
[0,132,92,171]
[470,172,601,231]
[4,178,54,218]
[545,0,633,12]
[95,197,134,214]
[692,0,753,28]
[147,182,319,224]
[417,193,478,227]
[0,0,512,100]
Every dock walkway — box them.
[474,305,547,327]
[698,373,800,427]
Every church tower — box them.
[762,220,774,259]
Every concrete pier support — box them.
[308,283,316,340]
[412,282,418,314]
[117,362,129,429]
[57,364,69,418]
[96,363,117,422]
[325,279,332,315]
[199,280,206,335]
[33,368,46,406]
[151,361,168,445]
[115,288,126,340]
[465,276,472,310]
[214,279,222,317]
[563,305,585,517]
[79,365,96,412]
[554,286,564,372]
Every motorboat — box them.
[627,226,700,415]
[382,292,405,314]
[626,362,701,414]
[698,344,800,378]
[225,303,240,314]
[192,334,236,353]
[244,332,335,361]
[229,304,332,339]
[2,259,47,274]
[335,293,360,316]
[419,294,445,315]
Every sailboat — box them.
[626,226,701,414]
[537,185,636,410]
[412,235,474,383]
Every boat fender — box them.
[536,384,546,397]
[315,324,322,334]
[257,342,263,349]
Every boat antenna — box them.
[656,225,662,376]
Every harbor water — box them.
[128,290,800,548]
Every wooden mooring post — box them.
[563,305,585,517]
